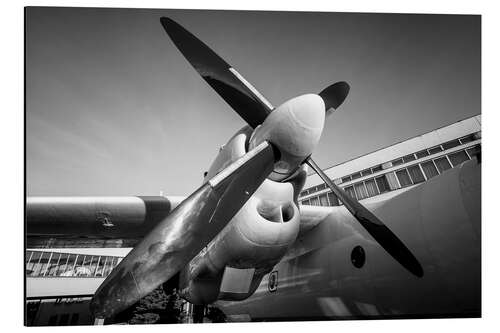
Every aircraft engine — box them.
[179,126,305,304]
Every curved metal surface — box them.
[319,81,350,114]
[306,157,424,277]
[90,141,277,318]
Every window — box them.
[459,134,475,144]
[365,179,379,197]
[301,189,309,196]
[403,154,416,163]
[344,186,356,199]
[341,176,351,183]
[392,158,403,166]
[56,253,69,276]
[47,253,61,276]
[27,251,42,276]
[416,149,430,159]
[327,192,339,206]
[361,169,372,176]
[434,157,452,173]
[375,176,390,193]
[421,160,439,179]
[371,165,383,173]
[354,182,368,200]
[351,172,361,180]
[396,169,412,187]
[386,172,400,190]
[466,144,481,159]
[448,150,470,167]
[442,139,460,150]
[317,183,326,191]
[407,165,425,184]
[310,196,320,206]
[319,194,329,206]
[428,146,443,155]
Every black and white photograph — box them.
[23,4,483,328]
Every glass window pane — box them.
[416,150,430,159]
[421,161,439,179]
[95,256,106,277]
[365,179,379,197]
[434,157,452,173]
[459,134,475,144]
[375,176,390,193]
[61,254,77,276]
[403,154,416,163]
[392,158,403,166]
[27,251,42,276]
[428,146,443,155]
[466,144,481,159]
[33,252,51,277]
[361,169,372,176]
[55,253,69,276]
[317,184,326,191]
[351,172,361,180]
[327,192,339,206]
[396,169,412,187]
[386,172,400,190]
[302,199,310,205]
[407,165,425,184]
[47,253,61,276]
[442,139,460,150]
[344,186,356,199]
[301,189,309,196]
[319,194,329,206]
[448,150,470,167]
[310,196,320,206]
[354,183,368,200]
[371,165,383,173]
[341,176,351,183]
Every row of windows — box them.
[26,250,123,278]
[300,145,480,206]
[300,132,480,197]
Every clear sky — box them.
[26,7,480,196]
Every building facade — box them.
[299,115,481,206]
[26,249,125,326]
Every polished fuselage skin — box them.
[216,159,481,320]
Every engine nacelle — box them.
[179,126,305,304]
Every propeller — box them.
[160,17,273,128]
[306,157,424,277]
[90,141,279,318]
[91,17,422,318]
[319,81,350,114]
[159,17,422,277]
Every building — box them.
[26,248,126,326]
[299,115,481,206]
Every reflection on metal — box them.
[90,141,277,318]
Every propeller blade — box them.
[160,17,273,128]
[319,81,350,113]
[306,157,424,277]
[90,141,278,318]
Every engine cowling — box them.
[179,126,305,304]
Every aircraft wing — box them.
[26,196,186,245]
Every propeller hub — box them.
[249,94,325,181]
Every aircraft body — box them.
[26,17,481,322]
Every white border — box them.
[3,0,499,332]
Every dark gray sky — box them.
[26,7,480,196]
